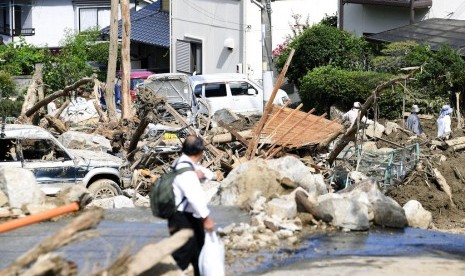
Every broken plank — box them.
[445,137,465,147]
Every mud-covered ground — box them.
[380,117,465,230]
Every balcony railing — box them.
[344,0,432,8]
[0,24,10,35]
[13,28,35,36]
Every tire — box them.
[88,179,120,199]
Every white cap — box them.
[353,102,361,109]
[412,105,419,113]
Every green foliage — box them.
[299,66,398,118]
[320,13,337,28]
[407,46,465,103]
[370,41,419,73]
[275,24,368,87]
[43,29,110,92]
[0,99,23,117]
[0,70,16,98]
[0,37,45,75]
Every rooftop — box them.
[366,18,465,55]
[101,2,169,48]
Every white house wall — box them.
[245,0,337,81]
[344,0,465,36]
[171,0,243,74]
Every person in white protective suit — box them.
[437,104,453,140]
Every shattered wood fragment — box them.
[245,49,295,159]
[0,209,103,276]
[211,129,252,144]
[327,74,413,165]
[21,253,77,276]
[44,115,68,134]
[24,76,95,118]
[445,137,465,147]
[217,120,250,146]
[95,229,193,276]
[453,166,465,184]
[432,168,455,208]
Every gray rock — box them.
[113,195,134,208]
[0,189,8,207]
[0,168,45,208]
[212,108,241,125]
[55,185,91,205]
[348,171,369,184]
[372,197,407,228]
[385,121,399,135]
[318,197,370,231]
[366,122,385,138]
[202,181,221,204]
[87,198,114,209]
[266,198,297,220]
[362,141,378,152]
[25,202,58,215]
[403,200,432,229]
[58,131,111,152]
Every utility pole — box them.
[261,0,274,108]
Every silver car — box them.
[0,124,130,198]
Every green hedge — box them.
[0,99,23,118]
[299,66,403,118]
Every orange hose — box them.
[0,202,80,233]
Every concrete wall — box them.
[171,0,243,74]
[344,0,465,36]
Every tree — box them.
[105,0,120,120]
[0,37,44,75]
[120,0,131,119]
[274,24,368,88]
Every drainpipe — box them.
[410,0,415,24]
[338,0,344,30]
[10,0,14,42]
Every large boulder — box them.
[113,195,135,208]
[403,200,432,229]
[372,197,408,228]
[0,168,45,208]
[317,197,370,231]
[266,156,327,195]
[215,157,326,206]
[58,131,111,152]
[385,121,399,135]
[338,178,407,228]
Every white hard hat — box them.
[353,102,361,109]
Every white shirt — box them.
[172,154,210,218]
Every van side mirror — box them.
[247,88,256,95]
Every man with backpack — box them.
[168,135,215,276]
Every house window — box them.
[0,0,34,36]
[0,4,10,35]
[176,39,202,75]
[79,7,111,31]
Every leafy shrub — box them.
[370,41,419,73]
[299,66,399,118]
[0,99,23,117]
[274,24,368,87]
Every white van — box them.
[189,74,289,116]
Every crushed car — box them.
[0,123,130,198]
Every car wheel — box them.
[88,179,120,199]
